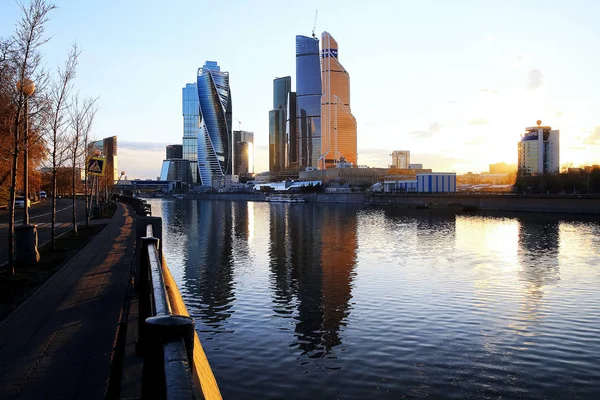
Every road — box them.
[0,198,88,266]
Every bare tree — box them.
[4,0,55,274]
[47,43,78,250]
[68,88,97,233]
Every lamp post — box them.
[17,79,35,224]
[15,78,39,265]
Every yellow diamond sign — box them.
[87,156,106,176]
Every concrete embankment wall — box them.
[369,194,600,215]
[184,192,600,214]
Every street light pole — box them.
[15,78,38,265]
[18,79,35,225]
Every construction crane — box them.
[236,118,242,131]
[312,10,318,38]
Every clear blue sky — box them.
[2,0,600,178]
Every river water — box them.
[148,199,600,399]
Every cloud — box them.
[409,122,442,138]
[583,126,600,145]
[479,88,499,95]
[118,141,170,179]
[468,118,489,125]
[526,69,543,90]
[467,136,487,145]
[119,140,170,152]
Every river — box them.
[148,198,600,399]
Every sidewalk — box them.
[0,202,137,399]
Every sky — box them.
[1,0,600,179]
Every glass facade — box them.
[296,35,322,169]
[182,83,199,183]
[269,77,291,173]
[197,61,233,187]
[233,130,254,176]
[166,144,183,160]
[321,32,357,169]
[287,92,298,168]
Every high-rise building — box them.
[91,136,118,183]
[518,121,560,174]
[296,35,322,169]
[286,92,298,169]
[182,83,200,183]
[320,32,357,169]
[391,151,410,169]
[269,77,291,173]
[197,61,233,187]
[166,144,183,160]
[233,130,254,177]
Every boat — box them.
[266,194,305,203]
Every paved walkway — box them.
[0,203,137,399]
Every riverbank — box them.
[181,192,600,215]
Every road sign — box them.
[87,156,106,176]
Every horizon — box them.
[1,0,599,179]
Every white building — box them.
[518,121,560,174]
[391,150,410,169]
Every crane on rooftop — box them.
[312,10,318,38]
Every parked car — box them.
[15,197,30,208]
[39,191,47,200]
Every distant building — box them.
[160,159,191,182]
[269,77,291,173]
[91,136,118,183]
[489,162,517,174]
[296,34,322,169]
[166,144,183,160]
[320,31,357,169]
[409,163,423,170]
[182,83,200,183]
[518,121,559,174]
[233,130,254,177]
[391,151,410,169]
[197,61,233,187]
[416,172,457,193]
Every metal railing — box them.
[138,221,198,399]
[120,195,222,400]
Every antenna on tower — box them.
[312,10,318,38]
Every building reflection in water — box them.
[181,201,236,329]
[516,216,561,321]
[269,204,358,358]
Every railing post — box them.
[137,235,159,356]
[142,315,196,399]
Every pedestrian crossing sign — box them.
[87,156,106,176]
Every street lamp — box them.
[17,78,35,224]
[15,78,39,265]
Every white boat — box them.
[266,194,305,203]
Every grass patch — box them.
[0,223,107,321]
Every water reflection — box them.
[183,201,236,327]
[517,216,561,321]
[269,204,358,357]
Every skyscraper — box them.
[269,77,291,173]
[391,151,410,169]
[197,61,233,187]
[296,35,322,169]
[182,83,200,183]
[518,121,560,174]
[233,130,254,177]
[321,31,357,169]
[286,92,298,169]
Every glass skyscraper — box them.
[197,61,233,187]
[321,31,357,169]
[182,83,199,183]
[296,35,322,169]
[269,76,291,173]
